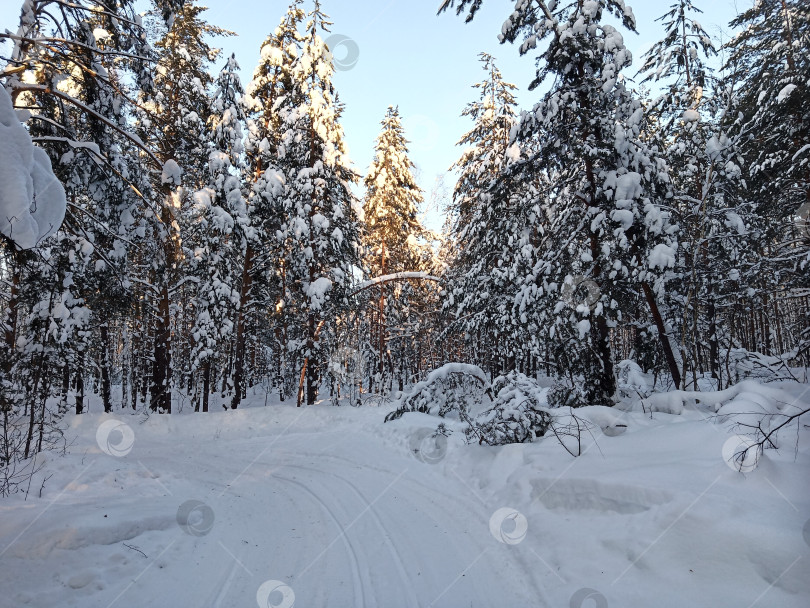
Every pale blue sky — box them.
[1,0,746,225]
[201,0,744,226]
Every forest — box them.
[0,0,808,487]
[0,1,809,607]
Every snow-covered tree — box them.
[0,0,181,477]
[722,0,810,363]
[189,53,246,412]
[441,0,680,404]
[229,1,307,409]
[637,0,743,387]
[137,1,231,413]
[445,52,531,378]
[273,2,361,405]
[364,106,428,276]
[362,105,431,391]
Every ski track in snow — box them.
[0,392,808,608]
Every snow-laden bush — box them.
[546,377,589,408]
[465,371,552,445]
[384,363,491,422]
[386,366,594,456]
[616,360,652,400]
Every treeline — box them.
[0,0,808,479]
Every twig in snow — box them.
[123,543,147,558]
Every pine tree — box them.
[138,0,232,412]
[231,1,307,409]
[722,0,810,363]
[0,1,179,478]
[190,53,246,412]
[637,0,743,387]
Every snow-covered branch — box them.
[352,272,441,294]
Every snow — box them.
[416,361,489,387]
[648,243,676,270]
[681,108,700,122]
[504,142,521,164]
[0,382,807,607]
[777,84,797,103]
[306,276,332,310]
[353,271,441,293]
[614,171,642,205]
[161,160,182,186]
[725,211,747,235]
[0,85,66,249]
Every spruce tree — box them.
[274,1,361,405]
[363,105,430,391]
[441,0,680,404]
[445,53,527,378]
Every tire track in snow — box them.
[271,473,368,608]
[280,462,420,607]
[279,459,549,607]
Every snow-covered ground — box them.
[1,385,808,608]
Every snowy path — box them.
[0,392,808,607]
[0,406,545,607]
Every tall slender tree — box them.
[363,105,430,390]
[274,1,361,405]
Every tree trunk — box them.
[75,352,85,415]
[707,281,719,381]
[61,359,70,414]
[1,247,21,415]
[151,280,172,413]
[202,360,211,413]
[231,246,255,409]
[100,324,112,413]
[641,281,682,388]
[306,312,319,405]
